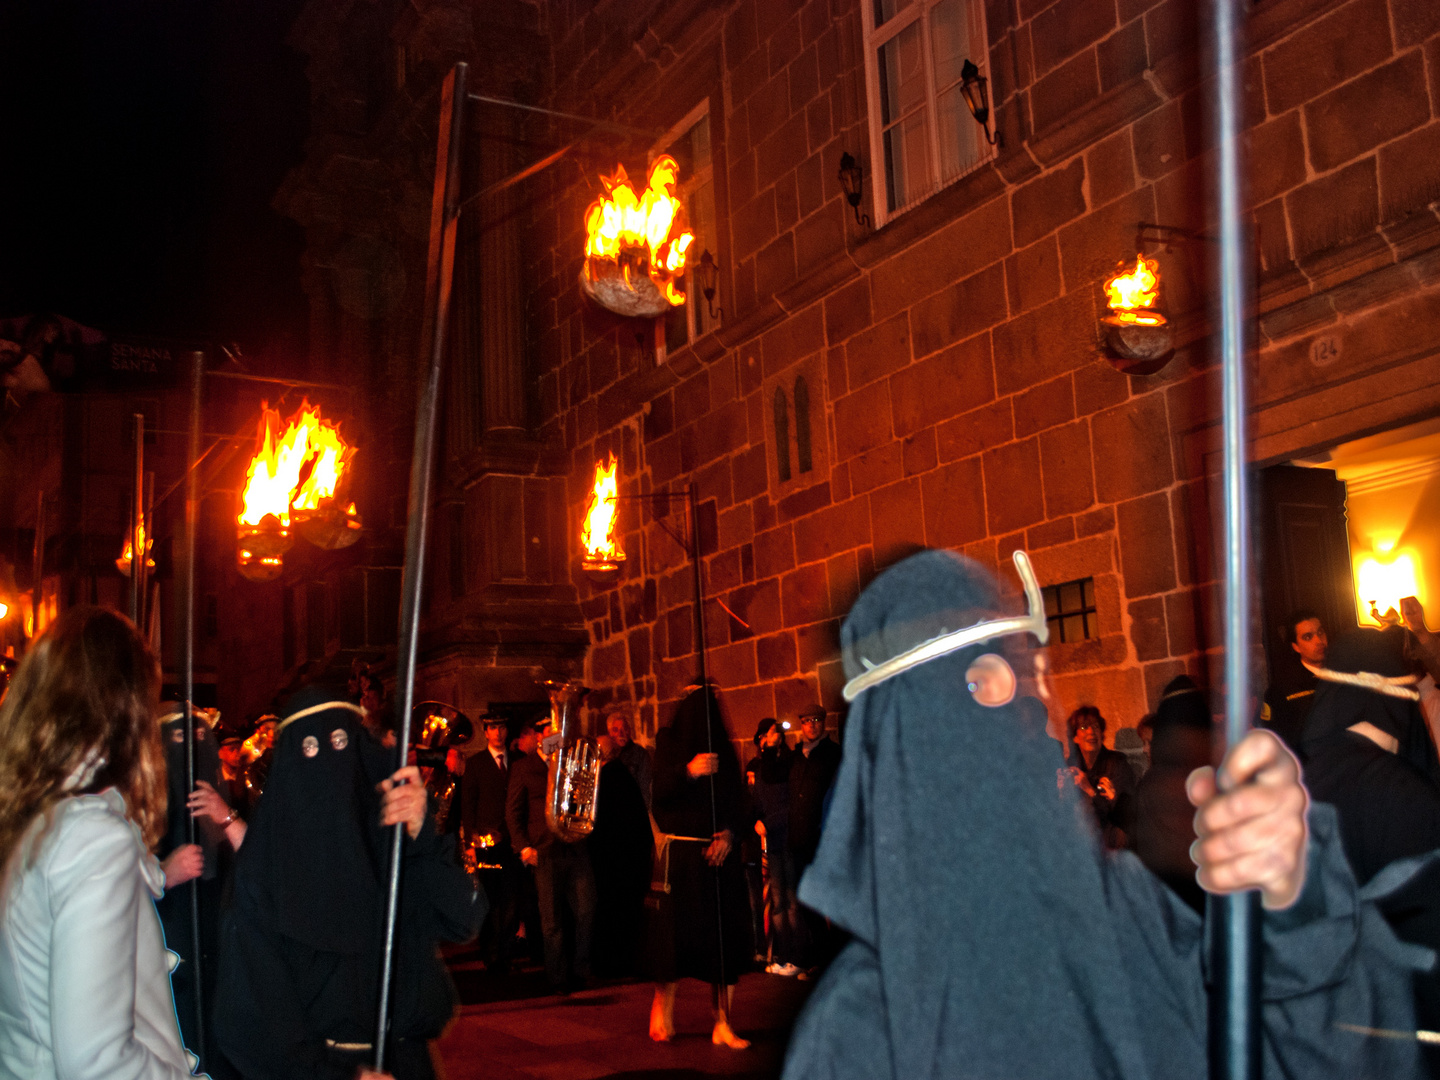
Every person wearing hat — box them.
[781,549,1423,1080]
[455,712,520,974]
[212,685,482,1080]
[788,704,842,972]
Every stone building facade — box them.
[280,0,1440,749]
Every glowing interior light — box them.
[1355,551,1420,624]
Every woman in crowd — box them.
[1060,705,1136,847]
[647,680,752,1048]
[0,606,197,1079]
[212,685,481,1080]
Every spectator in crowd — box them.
[456,713,520,974]
[605,705,653,811]
[647,680,752,1048]
[1260,609,1327,754]
[752,717,801,976]
[589,735,653,977]
[1131,676,1216,911]
[788,705,840,872]
[782,549,1423,1080]
[507,716,596,994]
[789,703,842,971]
[1060,705,1136,847]
[1301,627,1440,1075]
[213,686,480,1080]
[0,607,196,1080]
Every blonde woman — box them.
[0,606,200,1079]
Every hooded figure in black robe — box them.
[782,548,1425,1080]
[590,749,654,977]
[1301,629,1440,1074]
[155,705,236,1078]
[212,686,482,1080]
[647,682,753,987]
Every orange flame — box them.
[1103,253,1167,325]
[582,156,696,306]
[239,400,353,528]
[116,524,155,576]
[580,453,625,570]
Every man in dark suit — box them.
[1260,609,1328,754]
[457,712,519,972]
[789,703,843,972]
[506,719,596,993]
[789,705,842,871]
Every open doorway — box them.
[1261,414,1440,685]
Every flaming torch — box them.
[1100,253,1174,374]
[581,156,696,319]
[236,400,361,582]
[580,453,625,575]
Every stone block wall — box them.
[512,0,1440,749]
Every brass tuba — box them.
[411,701,473,832]
[541,679,601,841]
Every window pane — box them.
[935,83,983,183]
[691,113,710,172]
[1044,587,1059,618]
[665,297,689,353]
[874,0,916,28]
[1060,581,1082,613]
[882,109,930,210]
[1082,577,1095,608]
[878,22,927,125]
[1062,614,1084,643]
[690,181,716,336]
[929,0,973,90]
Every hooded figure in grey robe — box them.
[782,549,1426,1080]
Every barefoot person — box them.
[0,606,198,1079]
[647,680,752,1049]
[783,549,1425,1080]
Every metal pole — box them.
[1209,0,1259,1075]
[131,413,145,624]
[374,61,468,1073]
[180,351,206,1062]
[687,483,726,992]
[30,490,44,647]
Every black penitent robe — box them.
[648,685,753,986]
[590,759,654,977]
[783,550,1425,1080]
[213,687,482,1080]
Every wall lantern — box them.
[580,452,625,580]
[581,156,696,319]
[837,152,871,228]
[237,400,361,582]
[1355,541,1420,627]
[1100,253,1175,375]
[697,249,722,321]
[959,60,999,147]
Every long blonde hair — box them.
[0,606,166,877]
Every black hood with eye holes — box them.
[229,683,390,954]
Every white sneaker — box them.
[769,962,800,977]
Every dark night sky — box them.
[0,0,311,363]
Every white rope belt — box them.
[1311,667,1420,701]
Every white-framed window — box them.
[653,102,720,360]
[862,0,992,226]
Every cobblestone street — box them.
[436,958,811,1080]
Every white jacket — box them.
[0,789,199,1079]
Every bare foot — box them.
[711,1019,750,1050]
[649,993,674,1043]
